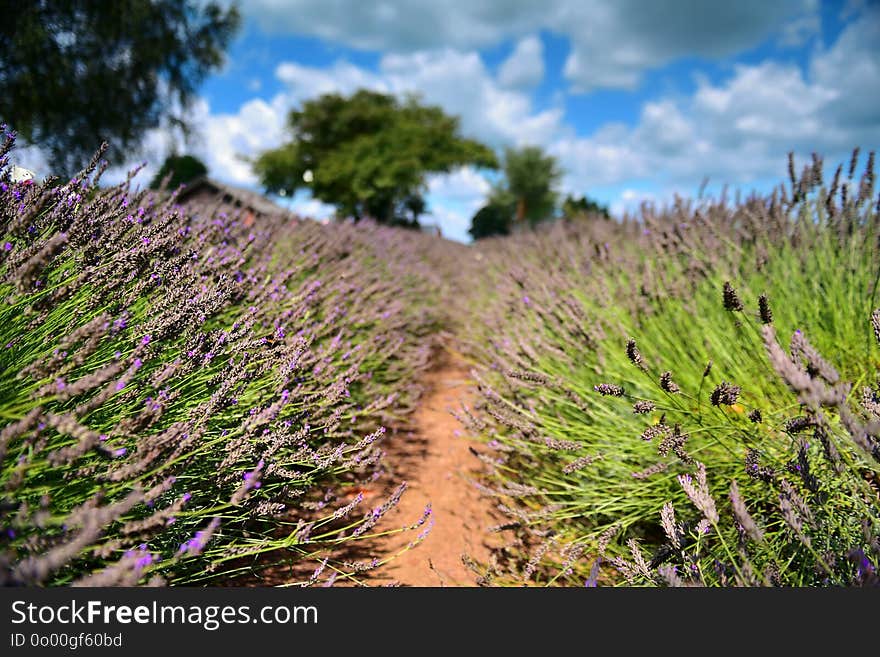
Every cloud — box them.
[779,0,821,46]
[425,166,492,242]
[58,2,875,243]
[239,0,811,92]
[193,97,287,186]
[274,59,387,103]
[281,192,337,220]
[273,48,564,148]
[498,35,544,89]
[552,7,880,193]
[426,166,490,202]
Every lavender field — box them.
[1,129,877,587]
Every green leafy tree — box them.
[499,145,563,228]
[468,202,512,240]
[253,90,497,224]
[149,153,208,190]
[561,193,610,220]
[0,1,241,176]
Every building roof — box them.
[176,176,286,217]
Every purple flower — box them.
[113,447,127,457]
[523,295,531,305]
[133,358,143,369]
[115,379,126,391]
[55,378,66,391]
[2,242,11,251]
[141,334,151,346]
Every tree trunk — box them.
[515,197,526,226]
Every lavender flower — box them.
[594,383,624,397]
[758,294,773,324]
[659,371,680,394]
[678,463,719,524]
[710,381,741,406]
[625,338,646,370]
[729,480,763,542]
[722,281,743,312]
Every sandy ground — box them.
[225,345,502,587]
[361,347,502,586]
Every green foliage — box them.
[253,89,497,224]
[149,154,208,190]
[468,203,511,240]
[561,194,610,220]
[0,136,445,585]
[0,0,240,176]
[496,145,563,227]
[461,156,880,586]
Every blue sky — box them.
[24,0,880,242]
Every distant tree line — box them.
[468,145,609,240]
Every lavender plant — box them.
[461,150,880,586]
[0,131,443,586]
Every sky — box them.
[17,0,880,242]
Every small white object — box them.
[303,169,313,183]
[9,165,35,183]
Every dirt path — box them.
[364,346,502,586]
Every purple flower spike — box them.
[3,242,11,251]
[141,334,151,346]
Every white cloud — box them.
[610,188,658,217]
[551,8,880,193]
[280,192,337,220]
[425,166,492,242]
[70,3,876,243]
[275,59,387,102]
[195,97,287,186]
[239,0,811,93]
[498,35,544,89]
[779,0,821,47]
[426,166,490,201]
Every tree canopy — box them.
[500,145,563,227]
[561,194,610,220]
[0,0,240,176]
[468,145,563,239]
[468,203,511,240]
[253,89,498,225]
[149,153,208,190]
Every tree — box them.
[149,154,208,190]
[468,202,511,240]
[253,89,497,225]
[499,145,562,228]
[561,194,610,220]
[0,1,241,176]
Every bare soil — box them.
[360,345,503,586]
[225,343,501,587]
